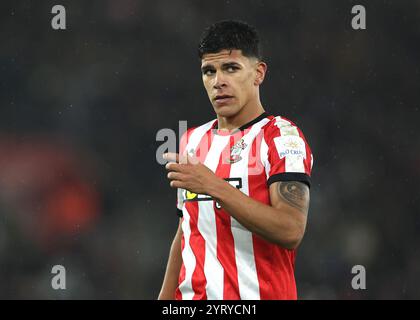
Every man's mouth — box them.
[214,95,234,104]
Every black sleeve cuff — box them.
[267,172,311,188]
[176,208,183,218]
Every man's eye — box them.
[226,66,238,72]
[203,69,215,76]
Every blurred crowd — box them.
[0,0,419,299]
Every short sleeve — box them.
[264,116,314,188]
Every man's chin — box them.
[213,104,240,118]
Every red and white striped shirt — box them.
[175,112,313,300]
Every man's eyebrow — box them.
[201,64,215,71]
[201,61,242,70]
[221,62,241,67]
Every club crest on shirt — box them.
[227,139,247,163]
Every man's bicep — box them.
[269,180,310,215]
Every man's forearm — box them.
[208,178,304,249]
[158,222,183,300]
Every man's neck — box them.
[217,101,265,131]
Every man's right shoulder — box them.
[181,119,217,139]
[179,119,217,151]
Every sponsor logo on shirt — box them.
[183,178,242,209]
[274,136,306,160]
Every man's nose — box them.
[213,71,227,89]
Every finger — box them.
[167,172,185,181]
[165,162,185,172]
[163,152,179,163]
[178,152,189,165]
[169,180,184,188]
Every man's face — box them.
[201,49,263,118]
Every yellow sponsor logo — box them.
[186,190,197,200]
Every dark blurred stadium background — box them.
[0,0,419,299]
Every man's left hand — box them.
[163,152,221,196]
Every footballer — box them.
[159,20,314,300]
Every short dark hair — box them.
[198,20,262,60]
